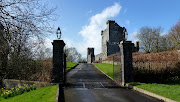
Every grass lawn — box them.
[129,82,180,101]
[93,63,113,78]
[0,85,58,102]
[66,62,78,70]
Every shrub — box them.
[133,50,180,83]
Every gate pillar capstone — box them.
[52,40,65,84]
[119,41,133,86]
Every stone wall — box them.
[3,79,51,88]
[101,61,119,65]
[95,53,104,61]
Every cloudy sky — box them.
[44,0,180,58]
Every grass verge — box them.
[129,82,180,101]
[93,63,113,78]
[66,62,78,70]
[0,85,58,102]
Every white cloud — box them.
[78,3,122,58]
[125,20,130,25]
[128,31,138,43]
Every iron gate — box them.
[112,53,122,84]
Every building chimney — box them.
[136,41,139,52]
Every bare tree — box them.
[151,27,163,52]
[137,26,154,53]
[169,19,180,49]
[0,0,56,86]
[137,26,170,53]
[64,47,82,63]
[0,0,56,34]
[0,23,9,87]
[34,44,52,60]
[159,34,173,51]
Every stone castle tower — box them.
[87,48,95,63]
[96,20,126,60]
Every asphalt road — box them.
[64,63,161,102]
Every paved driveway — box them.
[64,63,161,102]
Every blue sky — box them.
[43,0,180,58]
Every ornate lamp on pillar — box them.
[125,31,128,41]
[123,27,128,41]
[56,27,62,40]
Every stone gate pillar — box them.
[52,40,65,84]
[119,41,133,86]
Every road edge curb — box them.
[56,85,59,102]
[92,64,177,102]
